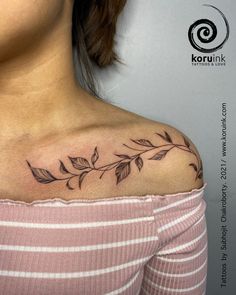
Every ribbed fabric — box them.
[0,182,208,295]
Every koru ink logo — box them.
[188,4,230,67]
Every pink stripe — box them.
[0,224,156,247]
[0,182,208,294]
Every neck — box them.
[0,15,99,143]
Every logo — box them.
[188,4,230,66]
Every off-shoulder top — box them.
[0,182,208,295]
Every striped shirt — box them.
[0,182,208,295]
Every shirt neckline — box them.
[0,182,207,207]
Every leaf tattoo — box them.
[26,130,203,190]
[91,146,99,166]
[59,160,69,174]
[79,171,89,189]
[66,179,74,190]
[155,131,173,143]
[114,154,131,159]
[68,156,90,170]
[148,150,169,160]
[130,139,154,147]
[182,135,190,148]
[135,156,143,171]
[189,163,198,172]
[115,162,131,184]
[26,161,57,184]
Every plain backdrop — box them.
[75,1,236,294]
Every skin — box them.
[0,0,137,142]
[0,0,204,202]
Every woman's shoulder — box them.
[27,110,204,197]
[118,116,204,195]
[1,110,203,202]
[60,108,204,197]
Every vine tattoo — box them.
[26,131,203,190]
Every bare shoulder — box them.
[1,112,204,202]
[25,116,204,198]
[128,118,204,195]
[95,100,204,195]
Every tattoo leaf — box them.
[156,131,173,143]
[26,161,57,184]
[68,156,90,170]
[78,171,89,189]
[66,179,74,190]
[135,156,143,171]
[164,131,173,143]
[115,161,131,184]
[189,163,198,172]
[148,149,169,160]
[59,160,69,174]
[155,132,166,141]
[131,139,154,147]
[91,146,99,166]
[197,170,203,179]
[114,153,131,159]
[199,158,203,170]
[182,135,190,148]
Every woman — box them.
[0,1,208,294]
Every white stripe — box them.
[158,227,207,255]
[147,257,207,277]
[157,242,207,262]
[32,198,153,207]
[0,254,153,279]
[144,273,207,292]
[193,214,205,227]
[158,202,202,233]
[0,198,153,207]
[153,190,203,214]
[105,270,141,295]
[0,215,154,229]
[0,236,159,253]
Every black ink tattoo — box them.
[26,131,203,190]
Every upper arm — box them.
[140,189,208,294]
[139,122,208,293]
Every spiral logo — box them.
[188,4,230,53]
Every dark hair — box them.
[72,0,127,99]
